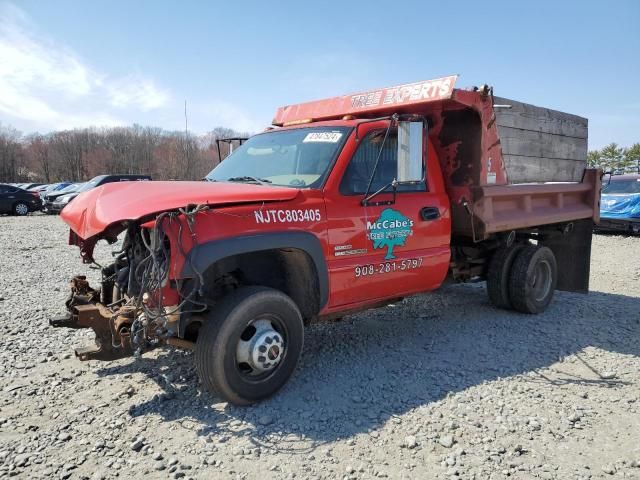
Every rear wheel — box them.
[486,244,526,309]
[195,286,304,405]
[508,245,557,314]
[13,202,29,216]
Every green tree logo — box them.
[367,208,413,260]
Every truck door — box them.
[323,121,451,307]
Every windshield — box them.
[205,127,350,187]
[603,179,640,194]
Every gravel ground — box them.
[0,214,639,480]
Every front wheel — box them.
[195,286,304,405]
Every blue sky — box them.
[1,0,638,148]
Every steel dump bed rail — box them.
[467,169,600,239]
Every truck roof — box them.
[272,75,458,126]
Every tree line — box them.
[3,122,638,184]
[0,123,248,183]
[587,143,640,174]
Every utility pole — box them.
[184,100,188,139]
[184,100,190,177]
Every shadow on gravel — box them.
[94,283,640,449]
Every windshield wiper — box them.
[227,176,272,185]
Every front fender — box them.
[181,231,329,308]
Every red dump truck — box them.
[51,76,601,405]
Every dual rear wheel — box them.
[487,244,557,314]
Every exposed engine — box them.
[50,207,208,360]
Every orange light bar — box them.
[281,118,314,127]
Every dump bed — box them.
[444,94,598,240]
[442,93,598,241]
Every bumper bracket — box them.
[50,276,133,361]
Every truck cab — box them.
[201,118,451,310]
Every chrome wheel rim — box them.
[236,316,286,379]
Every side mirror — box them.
[397,121,424,183]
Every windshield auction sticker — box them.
[303,132,343,143]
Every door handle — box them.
[420,206,440,221]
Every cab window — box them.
[340,129,426,195]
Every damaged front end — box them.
[50,180,301,362]
[51,208,206,361]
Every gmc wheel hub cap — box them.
[236,319,285,374]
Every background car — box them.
[28,184,50,193]
[0,184,43,216]
[42,183,84,213]
[49,174,152,213]
[598,174,640,234]
[19,183,45,191]
[38,182,71,196]
[27,182,70,203]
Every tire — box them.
[195,286,304,405]
[13,202,29,216]
[486,244,526,309]
[508,245,557,314]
